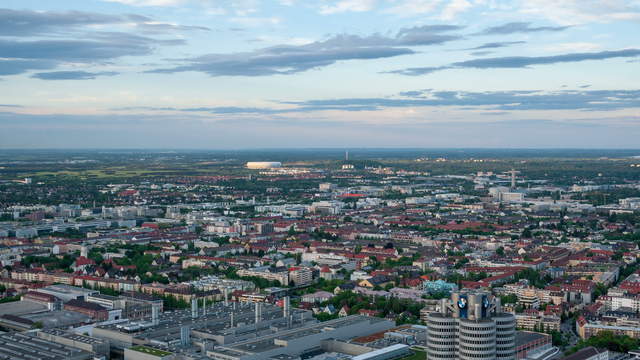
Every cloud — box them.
[0,59,57,76]
[0,8,209,36]
[385,0,443,16]
[0,33,180,76]
[320,0,376,14]
[451,48,640,68]
[518,0,640,25]
[148,26,463,76]
[285,89,640,112]
[385,66,451,76]
[31,71,119,80]
[470,51,493,56]
[119,89,640,115]
[387,48,640,75]
[0,9,204,78]
[229,16,281,27]
[113,104,380,114]
[463,41,526,50]
[479,22,569,35]
[104,0,263,17]
[394,25,463,45]
[0,34,170,63]
[148,44,413,76]
[440,0,472,20]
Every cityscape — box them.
[1,149,640,360]
[1,1,640,360]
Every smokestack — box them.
[152,304,159,326]
[255,302,261,324]
[192,298,198,319]
[283,296,290,318]
[511,169,516,189]
[230,312,235,327]
[202,299,207,316]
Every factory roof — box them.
[0,332,92,360]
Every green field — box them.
[399,349,426,360]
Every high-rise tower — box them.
[426,291,516,360]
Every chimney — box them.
[255,302,261,324]
[283,296,290,318]
[191,298,198,319]
[152,304,159,325]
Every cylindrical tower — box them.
[458,318,496,360]
[494,313,516,360]
[425,291,515,360]
[426,313,458,360]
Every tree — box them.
[315,312,339,321]
[496,247,505,257]
[566,331,639,354]
[549,330,567,347]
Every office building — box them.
[426,291,516,360]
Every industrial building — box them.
[37,284,99,302]
[206,315,395,360]
[37,328,111,358]
[93,298,314,358]
[92,296,398,360]
[0,332,94,360]
[426,291,516,360]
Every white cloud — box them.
[519,0,640,25]
[319,0,376,14]
[384,0,442,16]
[230,16,281,26]
[440,0,473,20]
[104,0,260,15]
[250,35,314,45]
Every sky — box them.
[0,0,639,149]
